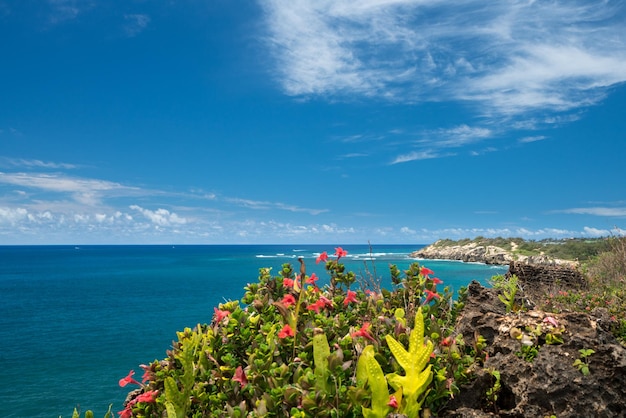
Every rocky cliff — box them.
[411,241,578,267]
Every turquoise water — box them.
[0,245,507,417]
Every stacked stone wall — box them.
[506,261,586,289]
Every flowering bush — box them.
[85,248,491,417]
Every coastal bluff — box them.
[410,240,579,267]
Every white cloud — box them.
[261,1,626,115]
[0,207,29,224]
[130,205,187,226]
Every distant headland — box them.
[410,237,609,267]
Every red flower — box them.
[119,370,141,387]
[335,247,348,260]
[214,307,230,322]
[441,336,453,347]
[233,366,248,387]
[278,324,295,338]
[343,290,358,307]
[117,407,132,418]
[283,278,295,287]
[424,289,440,303]
[319,296,333,308]
[387,395,399,408]
[135,390,159,404]
[306,273,319,285]
[351,322,376,342]
[139,364,152,383]
[316,251,328,264]
[307,299,326,314]
[432,277,443,285]
[282,294,296,307]
[420,267,435,277]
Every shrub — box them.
[113,248,487,417]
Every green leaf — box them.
[103,404,113,418]
[357,345,391,418]
[165,401,178,418]
[313,332,331,393]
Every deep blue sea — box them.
[0,244,507,417]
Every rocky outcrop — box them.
[411,241,578,267]
[411,242,513,265]
[439,282,626,417]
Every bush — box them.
[112,248,489,417]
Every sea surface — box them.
[0,244,507,417]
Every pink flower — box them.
[424,289,440,303]
[119,370,141,387]
[335,247,348,260]
[282,294,296,307]
[420,267,435,277]
[283,278,295,287]
[306,273,319,285]
[233,366,248,387]
[278,324,295,338]
[214,307,230,322]
[316,251,329,264]
[343,290,358,307]
[307,299,326,314]
[387,395,399,408]
[134,390,159,404]
[351,322,376,342]
[543,316,559,327]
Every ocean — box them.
[0,244,507,417]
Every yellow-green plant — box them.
[385,307,434,418]
[356,345,393,418]
[61,405,112,418]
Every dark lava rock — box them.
[439,281,626,418]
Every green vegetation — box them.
[433,236,610,262]
[539,236,626,344]
[66,236,626,417]
[80,249,494,418]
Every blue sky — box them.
[1,0,625,245]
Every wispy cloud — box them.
[390,150,441,164]
[223,196,328,215]
[557,207,626,217]
[518,136,547,144]
[261,1,626,116]
[390,124,490,164]
[124,13,151,37]
[0,157,78,170]
[46,0,89,23]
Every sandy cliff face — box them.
[411,241,578,267]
